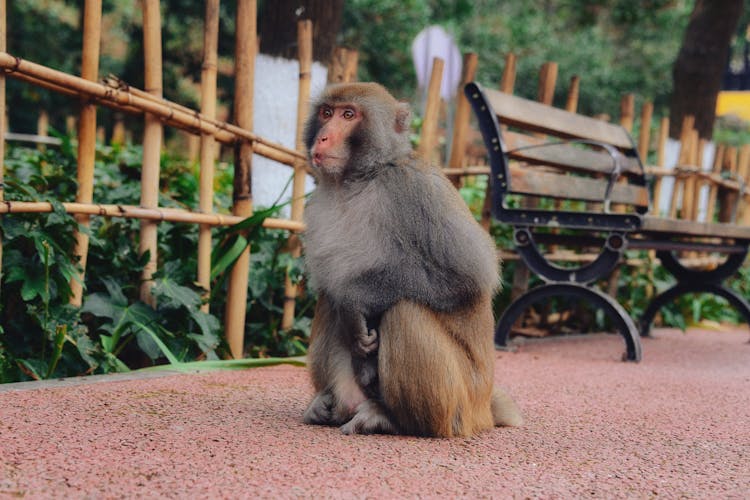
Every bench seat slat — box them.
[504,130,643,176]
[483,88,634,149]
[641,216,750,239]
[509,164,649,208]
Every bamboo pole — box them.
[652,116,669,215]
[281,19,313,331]
[499,53,517,94]
[669,115,694,218]
[36,111,49,137]
[682,130,698,221]
[0,201,304,230]
[612,93,636,214]
[564,76,580,112]
[328,47,348,84]
[719,147,738,222]
[111,115,126,145]
[197,0,220,312]
[447,52,478,173]
[739,145,750,224]
[705,143,724,223]
[537,62,558,106]
[638,102,654,296]
[0,0,5,285]
[69,0,102,306]
[637,102,653,161]
[689,133,705,221]
[0,54,305,166]
[224,0,256,359]
[417,57,444,162]
[139,0,163,307]
[328,47,359,84]
[619,94,635,133]
[344,51,358,82]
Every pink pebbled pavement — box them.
[1,327,749,498]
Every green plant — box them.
[1,137,313,383]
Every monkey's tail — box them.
[491,387,523,427]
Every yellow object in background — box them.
[716,91,750,120]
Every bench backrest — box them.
[465,82,649,231]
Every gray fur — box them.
[303,155,499,319]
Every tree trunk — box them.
[259,0,343,64]
[670,0,743,139]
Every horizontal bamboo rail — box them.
[0,52,306,167]
[0,200,305,231]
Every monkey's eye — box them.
[342,107,356,120]
[319,106,333,120]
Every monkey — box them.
[301,82,522,437]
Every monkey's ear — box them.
[395,102,411,134]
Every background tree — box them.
[670,0,745,139]
[259,0,344,64]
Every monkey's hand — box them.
[354,328,379,357]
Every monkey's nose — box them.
[319,135,328,143]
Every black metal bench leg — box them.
[639,282,750,340]
[495,283,642,362]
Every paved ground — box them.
[1,327,749,499]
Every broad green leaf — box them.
[81,293,118,321]
[21,273,46,302]
[152,278,201,310]
[17,359,46,380]
[101,277,128,307]
[136,329,163,360]
[131,320,180,365]
[139,356,306,373]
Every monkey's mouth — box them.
[312,153,342,169]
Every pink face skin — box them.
[310,103,363,174]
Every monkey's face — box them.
[305,83,413,182]
[308,102,363,177]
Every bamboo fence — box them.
[0,1,314,359]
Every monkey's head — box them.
[305,82,412,181]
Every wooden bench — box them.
[465,82,750,361]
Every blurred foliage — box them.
[6,1,749,133]
[714,115,750,147]
[343,0,701,117]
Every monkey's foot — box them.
[354,328,379,357]
[340,400,397,435]
[491,387,523,427]
[303,391,339,426]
